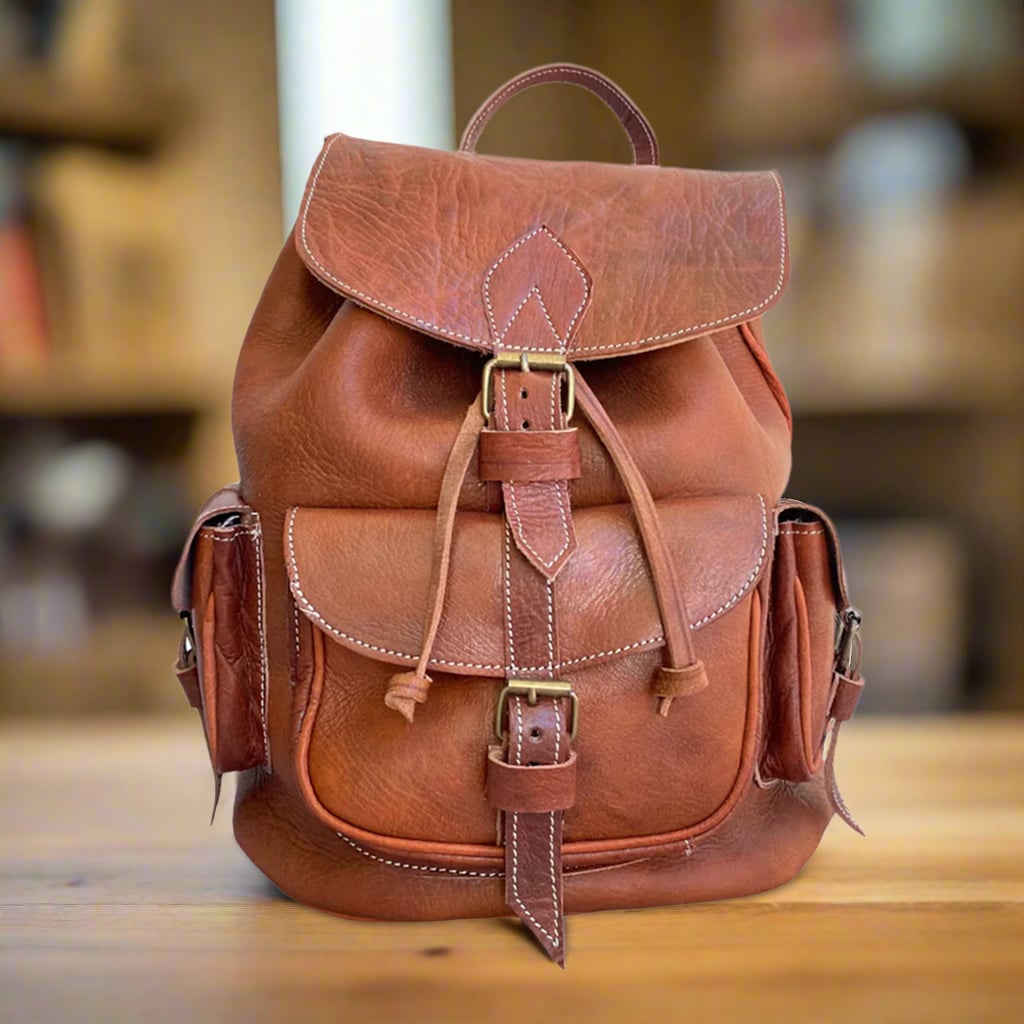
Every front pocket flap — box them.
[285,494,768,678]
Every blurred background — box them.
[0,0,1021,718]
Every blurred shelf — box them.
[788,393,1023,418]
[0,64,181,148]
[716,64,1024,157]
[0,611,184,715]
[0,355,220,416]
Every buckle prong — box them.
[481,352,575,422]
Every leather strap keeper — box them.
[830,672,864,722]
[486,745,578,812]
[479,428,582,482]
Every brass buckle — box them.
[178,612,197,670]
[480,351,575,422]
[494,679,579,742]
[834,607,862,676]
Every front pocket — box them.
[172,488,268,776]
[763,500,850,781]
[286,494,770,863]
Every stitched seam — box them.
[197,523,269,766]
[510,698,557,946]
[291,595,300,691]
[557,636,663,668]
[548,699,562,947]
[501,368,572,573]
[483,225,589,348]
[285,500,767,671]
[691,494,768,629]
[299,138,785,353]
[490,285,562,345]
[252,522,271,770]
[568,171,786,352]
[505,481,572,571]
[545,578,555,676]
[500,367,510,430]
[778,528,823,535]
[197,528,259,542]
[336,832,503,878]
[503,523,517,673]
[462,67,656,162]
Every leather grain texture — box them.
[297,135,788,358]
[170,62,864,962]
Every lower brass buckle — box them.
[834,607,862,676]
[480,351,576,422]
[495,679,579,742]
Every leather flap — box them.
[285,494,769,678]
[296,134,788,359]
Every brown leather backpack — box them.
[171,64,864,965]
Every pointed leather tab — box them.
[824,719,864,836]
[505,807,567,966]
[500,695,570,966]
[501,479,578,580]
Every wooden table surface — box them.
[2,715,1022,1023]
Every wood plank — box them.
[1,716,1022,1023]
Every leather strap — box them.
[824,717,864,835]
[501,693,571,966]
[384,397,485,721]
[174,622,201,710]
[460,62,660,166]
[479,428,581,482]
[830,672,864,723]
[489,361,575,964]
[823,670,865,834]
[575,371,708,713]
[487,745,577,813]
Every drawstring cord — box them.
[384,396,485,721]
[387,372,707,721]
[573,371,708,714]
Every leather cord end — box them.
[384,670,433,723]
[653,660,708,712]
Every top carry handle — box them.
[458,62,660,166]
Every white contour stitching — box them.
[483,225,589,348]
[252,522,271,770]
[489,284,562,346]
[504,480,572,571]
[503,522,517,673]
[197,528,259,542]
[509,698,558,946]
[545,577,555,676]
[690,494,768,629]
[291,595,301,691]
[547,700,562,946]
[500,366,573,573]
[196,522,269,767]
[284,496,769,671]
[298,136,785,355]
[336,832,503,878]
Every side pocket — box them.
[763,500,859,782]
[171,486,268,776]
